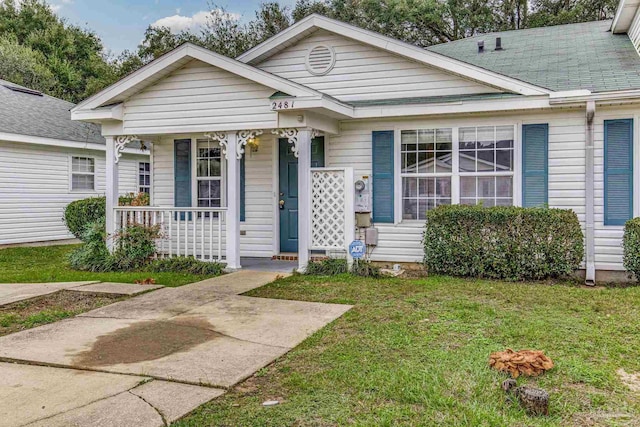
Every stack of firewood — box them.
[489,349,554,378]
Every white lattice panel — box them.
[311,170,346,250]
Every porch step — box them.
[272,254,298,261]
[271,254,330,262]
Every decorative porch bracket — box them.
[204,132,229,158]
[114,135,138,164]
[272,128,300,157]
[236,130,263,159]
[272,128,323,158]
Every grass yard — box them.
[0,290,122,336]
[176,274,640,426]
[0,245,216,287]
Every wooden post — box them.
[225,132,242,270]
[297,129,312,272]
[105,136,118,252]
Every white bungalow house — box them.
[71,0,640,282]
[0,79,149,246]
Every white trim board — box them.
[238,14,551,97]
[71,43,350,118]
[0,131,149,156]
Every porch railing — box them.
[114,207,227,262]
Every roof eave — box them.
[72,43,324,115]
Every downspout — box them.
[585,100,596,285]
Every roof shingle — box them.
[427,20,640,93]
[0,79,104,144]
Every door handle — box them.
[279,200,285,210]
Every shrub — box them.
[623,218,640,280]
[305,258,348,275]
[111,224,161,270]
[424,205,584,281]
[148,257,225,275]
[68,219,112,272]
[119,192,150,206]
[63,197,106,239]
[351,260,381,278]
[64,193,150,239]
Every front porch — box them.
[106,128,355,271]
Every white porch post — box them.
[105,136,118,252]
[297,129,312,271]
[225,132,242,270]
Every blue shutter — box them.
[522,124,548,207]
[174,139,191,220]
[372,130,394,223]
[240,156,246,222]
[604,119,634,225]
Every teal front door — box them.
[278,137,324,253]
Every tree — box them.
[0,0,116,102]
[0,35,55,92]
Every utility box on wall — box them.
[355,176,371,213]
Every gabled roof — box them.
[0,79,104,144]
[428,20,640,93]
[73,43,349,115]
[237,14,550,96]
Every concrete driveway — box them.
[0,271,352,426]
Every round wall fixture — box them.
[305,45,336,76]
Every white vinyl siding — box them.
[327,111,587,264]
[123,59,278,135]
[629,9,640,54]
[0,140,146,245]
[152,135,276,258]
[256,29,502,102]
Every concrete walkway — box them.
[0,271,352,426]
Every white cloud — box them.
[151,9,240,34]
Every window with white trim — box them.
[459,126,514,207]
[401,129,452,220]
[138,162,150,194]
[71,156,95,191]
[399,125,515,220]
[196,139,222,208]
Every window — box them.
[71,156,95,191]
[401,129,452,220]
[139,162,151,194]
[196,139,222,209]
[399,125,515,219]
[459,126,514,207]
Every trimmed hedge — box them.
[623,218,640,280]
[424,205,584,281]
[63,194,150,240]
[63,197,106,239]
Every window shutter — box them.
[240,156,246,222]
[174,139,191,220]
[522,124,548,207]
[604,119,634,226]
[372,130,394,223]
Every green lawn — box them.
[176,274,640,426]
[0,245,215,287]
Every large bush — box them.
[68,218,111,272]
[424,205,584,281]
[623,218,640,280]
[63,197,106,239]
[64,193,150,240]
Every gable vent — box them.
[305,45,336,76]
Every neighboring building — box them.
[71,0,640,282]
[0,79,150,246]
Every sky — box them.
[49,0,296,57]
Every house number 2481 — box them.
[271,100,294,110]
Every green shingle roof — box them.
[427,20,640,93]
